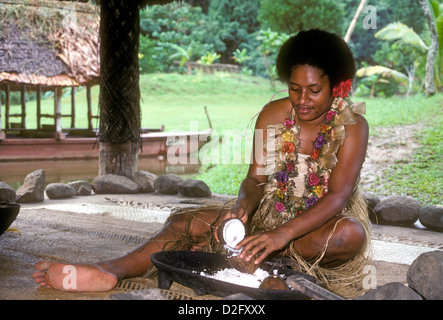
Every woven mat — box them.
[0,207,221,300]
[2,203,433,300]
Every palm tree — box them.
[374,0,443,95]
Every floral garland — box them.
[272,79,354,220]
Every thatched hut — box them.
[1,0,174,179]
[0,0,100,139]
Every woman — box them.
[33,29,371,298]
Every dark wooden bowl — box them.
[0,202,20,235]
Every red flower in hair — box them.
[332,79,352,98]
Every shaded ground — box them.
[0,123,441,300]
[1,193,442,300]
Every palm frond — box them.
[375,22,428,52]
[356,65,409,83]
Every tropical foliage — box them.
[137,0,442,96]
[355,0,443,96]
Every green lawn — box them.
[2,72,442,205]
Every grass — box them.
[361,93,443,205]
[2,72,442,205]
[367,123,442,205]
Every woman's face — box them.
[288,64,333,125]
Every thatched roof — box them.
[0,0,100,89]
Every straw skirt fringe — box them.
[147,192,371,299]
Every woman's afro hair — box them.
[276,29,356,89]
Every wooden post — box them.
[87,86,93,131]
[98,141,139,178]
[0,86,5,140]
[98,0,140,179]
[5,85,10,129]
[36,85,41,130]
[71,86,76,128]
[54,87,65,140]
[20,85,26,128]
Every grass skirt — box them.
[147,192,371,299]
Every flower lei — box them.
[272,79,354,220]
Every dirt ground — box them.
[360,124,421,195]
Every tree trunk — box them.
[419,0,437,96]
[98,0,141,179]
[344,0,367,43]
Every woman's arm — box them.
[237,114,369,263]
[229,99,289,222]
[213,101,285,239]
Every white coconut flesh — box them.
[222,219,245,250]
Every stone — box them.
[373,196,421,226]
[67,180,92,196]
[178,179,212,198]
[45,183,77,199]
[363,194,380,223]
[418,205,443,231]
[16,169,45,203]
[133,170,157,193]
[354,282,422,300]
[0,182,16,203]
[407,251,443,300]
[154,174,184,195]
[363,194,380,210]
[92,174,140,194]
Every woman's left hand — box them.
[235,229,292,265]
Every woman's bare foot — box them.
[33,261,118,292]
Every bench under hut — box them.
[0,0,100,140]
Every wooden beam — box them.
[54,87,65,140]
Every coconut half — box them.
[218,218,260,274]
[218,218,245,250]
